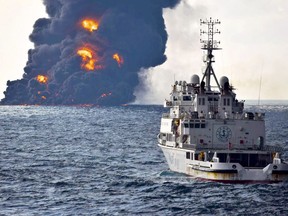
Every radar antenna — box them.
[200,17,221,91]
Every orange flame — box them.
[77,47,102,71]
[81,19,99,32]
[36,75,48,84]
[37,90,47,100]
[113,53,124,67]
[77,49,93,59]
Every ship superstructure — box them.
[157,18,288,183]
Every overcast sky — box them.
[1,0,287,104]
[0,0,46,100]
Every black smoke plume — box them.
[1,0,180,105]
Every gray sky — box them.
[0,0,287,104]
[0,0,46,99]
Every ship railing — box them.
[157,133,165,145]
[182,144,227,151]
[203,112,265,121]
[183,144,197,150]
[208,105,218,113]
[263,145,284,153]
[162,113,170,118]
[182,143,284,152]
[240,112,265,121]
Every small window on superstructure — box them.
[227,98,230,106]
[184,123,189,128]
[223,98,226,106]
[198,97,205,105]
[186,152,191,159]
[195,123,200,128]
[201,124,205,128]
[189,123,194,128]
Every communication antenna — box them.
[200,17,221,91]
[257,63,263,106]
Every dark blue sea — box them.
[1,102,288,215]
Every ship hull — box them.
[158,144,288,183]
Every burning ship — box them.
[157,18,288,183]
[1,0,180,106]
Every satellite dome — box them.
[220,76,229,87]
[191,74,200,84]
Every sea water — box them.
[0,102,288,215]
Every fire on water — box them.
[113,53,124,67]
[81,19,99,32]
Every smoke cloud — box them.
[1,0,180,105]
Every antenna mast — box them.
[200,17,221,91]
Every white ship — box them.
[157,18,288,183]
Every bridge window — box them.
[183,96,192,101]
[186,123,205,129]
[186,152,191,159]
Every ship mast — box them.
[200,17,221,91]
